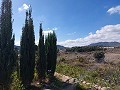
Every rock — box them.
[94,85,98,88]
[37,82,39,85]
[101,87,108,90]
[82,81,86,84]
[69,78,74,84]
[107,87,111,90]
[97,86,101,90]
[80,80,83,82]
[86,83,91,85]
[62,75,70,82]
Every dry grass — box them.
[57,48,120,89]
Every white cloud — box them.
[43,30,53,36]
[15,28,57,46]
[15,40,39,46]
[15,41,20,46]
[58,24,120,47]
[18,3,30,12]
[43,27,58,36]
[35,28,57,45]
[107,5,120,15]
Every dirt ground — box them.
[57,48,120,64]
[56,48,120,90]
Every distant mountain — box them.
[15,45,20,50]
[15,45,66,50]
[57,45,66,50]
[89,42,120,47]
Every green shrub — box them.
[56,64,84,78]
[78,57,89,64]
[59,57,66,62]
[78,57,85,63]
[33,68,38,82]
[10,72,24,90]
[56,61,120,89]
[94,51,105,59]
[93,51,105,63]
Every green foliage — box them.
[78,57,86,63]
[99,67,120,87]
[33,69,38,82]
[45,31,57,77]
[56,64,84,78]
[10,72,24,90]
[0,0,15,89]
[66,46,103,52]
[36,23,46,82]
[56,63,120,89]
[20,8,35,86]
[93,51,105,63]
[59,57,66,62]
[94,51,105,59]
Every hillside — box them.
[57,45,66,50]
[89,42,120,47]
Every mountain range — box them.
[15,45,66,50]
[15,42,120,50]
[89,42,120,47]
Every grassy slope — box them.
[56,62,120,89]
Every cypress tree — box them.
[45,33,51,76]
[0,0,15,89]
[51,31,57,76]
[45,31,57,79]
[36,23,46,83]
[20,8,35,86]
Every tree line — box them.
[0,0,57,89]
[66,46,104,52]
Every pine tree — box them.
[36,23,46,83]
[20,8,35,86]
[0,0,15,89]
[45,31,57,80]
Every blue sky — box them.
[1,0,120,47]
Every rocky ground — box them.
[55,72,111,90]
[56,48,120,90]
[57,48,120,64]
[30,48,120,90]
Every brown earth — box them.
[57,48,120,64]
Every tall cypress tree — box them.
[51,31,57,76]
[0,0,15,89]
[37,23,46,83]
[20,8,35,86]
[45,31,57,79]
[45,33,51,75]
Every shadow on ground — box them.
[27,77,78,90]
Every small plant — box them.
[78,57,89,64]
[59,57,66,62]
[56,63,120,89]
[78,57,85,63]
[33,69,38,82]
[93,51,105,63]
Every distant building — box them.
[103,47,114,49]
